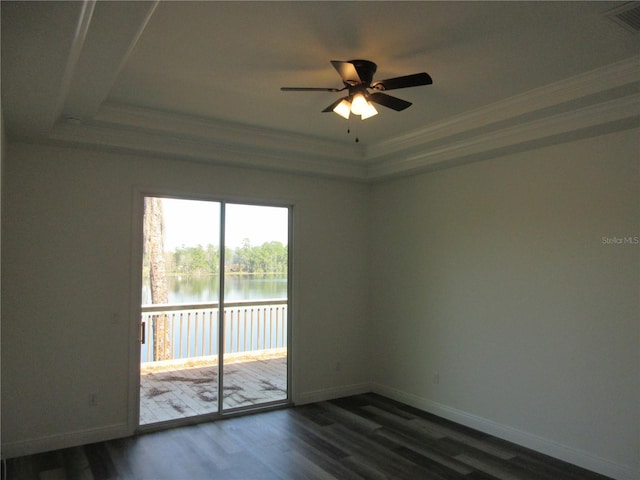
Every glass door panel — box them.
[222,203,289,410]
[140,197,221,425]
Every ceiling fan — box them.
[281,59,432,120]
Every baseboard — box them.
[371,383,638,480]
[295,382,371,405]
[1,422,130,459]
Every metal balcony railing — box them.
[141,299,287,364]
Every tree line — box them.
[159,238,288,275]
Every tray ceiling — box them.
[2,1,638,180]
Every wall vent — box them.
[605,2,640,33]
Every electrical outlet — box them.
[88,393,98,406]
[433,372,440,385]
[335,362,342,372]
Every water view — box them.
[142,274,288,305]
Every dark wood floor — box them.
[5,393,611,480]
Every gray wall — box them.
[1,143,371,455]
[370,128,639,478]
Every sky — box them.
[161,198,288,251]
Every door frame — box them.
[128,187,294,434]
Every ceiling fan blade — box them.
[368,92,412,111]
[322,97,348,112]
[281,87,343,92]
[331,60,362,85]
[372,72,432,91]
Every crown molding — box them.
[47,57,639,182]
[93,103,364,164]
[366,56,640,162]
[49,111,367,180]
[366,93,640,180]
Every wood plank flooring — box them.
[4,393,612,480]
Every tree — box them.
[259,241,287,273]
[143,197,171,361]
[233,238,255,273]
[205,244,220,273]
[174,244,219,275]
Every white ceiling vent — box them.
[606,2,640,33]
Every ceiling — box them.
[2,1,639,180]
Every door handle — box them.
[141,321,146,344]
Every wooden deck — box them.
[140,353,287,425]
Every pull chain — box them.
[345,118,360,143]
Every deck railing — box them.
[141,299,287,364]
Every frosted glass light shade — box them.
[360,102,378,119]
[333,99,351,119]
[350,94,368,115]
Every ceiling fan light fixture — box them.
[282,59,432,125]
[333,99,351,119]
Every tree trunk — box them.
[144,197,171,361]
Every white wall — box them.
[2,129,638,479]
[370,128,639,479]
[1,143,371,456]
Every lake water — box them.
[142,274,288,305]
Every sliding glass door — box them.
[139,197,289,426]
